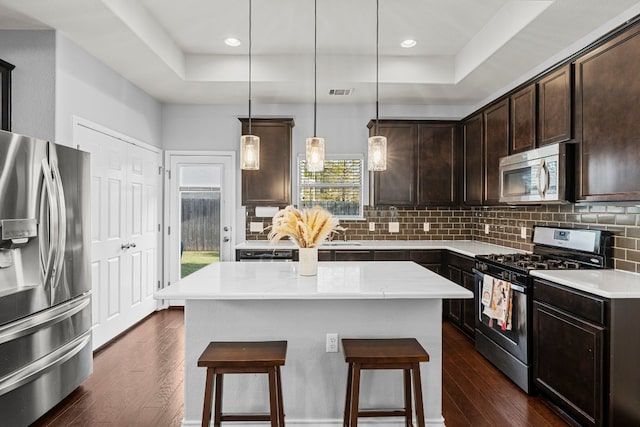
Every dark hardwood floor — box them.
[32,310,568,426]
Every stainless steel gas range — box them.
[473,226,611,394]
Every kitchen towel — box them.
[482,276,513,331]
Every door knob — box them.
[223,237,230,242]
[121,243,130,250]
[130,243,137,248]
[223,226,229,232]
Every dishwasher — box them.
[236,249,296,262]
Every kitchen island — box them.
[155,261,472,427]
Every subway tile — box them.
[581,214,598,223]
[616,215,637,226]
[626,250,640,263]
[614,259,636,273]
[597,214,616,224]
[615,237,637,250]
[627,227,640,238]
[606,206,625,213]
[626,206,640,214]
[589,205,607,213]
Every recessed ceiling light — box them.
[224,37,242,47]
[401,39,417,48]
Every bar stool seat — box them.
[342,338,430,427]
[198,341,287,427]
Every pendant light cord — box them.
[313,0,318,138]
[375,0,380,136]
[248,0,253,135]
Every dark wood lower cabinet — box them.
[445,252,475,338]
[334,250,373,261]
[533,278,640,427]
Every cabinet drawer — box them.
[334,250,373,261]
[446,252,475,271]
[533,279,606,325]
[410,250,442,264]
[373,250,409,261]
[318,250,333,261]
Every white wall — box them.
[0,30,56,140]
[54,33,162,148]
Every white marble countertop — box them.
[155,261,473,300]
[235,239,524,258]
[531,269,640,299]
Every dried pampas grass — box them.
[268,205,344,248]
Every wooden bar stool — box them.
[342,338,430,427]
[198,341,287,427]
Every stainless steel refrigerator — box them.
[0,130,92,426]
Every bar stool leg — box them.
[350,363,361,427]
[343,363,353,427]
[202,368,215,427]
[411,363,425,427]
[276,366,285,427]
[404,368,413,427]
[268,367,279,427]
[213,373,223,427]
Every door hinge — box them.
[158,223,161,232]
[157,280,161,290]
[167,281,171,287]
[166,169,171,179]
[167,226,171,235]
[158,166,163,175]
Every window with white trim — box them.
[297,155,364,219]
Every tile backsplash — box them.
[245,204,640,273]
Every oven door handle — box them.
[473,269,526,294]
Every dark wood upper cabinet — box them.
[240,118,294,206]
[463,113,483,206]
[537,64,572,146]
[417,123,458,207]
[370,120,458,207]
[510,85,536,153]
[0,58,15,132]
[575,25,640,202]
[483,99,510,205]
[370,121,417,207]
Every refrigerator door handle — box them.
[50,159,67,289]
[0,295,90,345]
[39,159,58,290]
[0,333,91,397]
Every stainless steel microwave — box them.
[499,143,573,204]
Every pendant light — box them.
[240,0,260,170]
[306,0,325,172]
[368,0,387,171]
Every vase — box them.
[298,247,318,276]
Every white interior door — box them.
[164,152,235,304]
[75,120,161,350]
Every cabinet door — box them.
[417,124,458,206]
[484,99,510,205]
[240,118,293,205]
[446,266,462,324]
[575,27,640,201]
[461,270,476,337]
[372,122,417,206]
[538,64,572,146]
[510,85,536,153]
[463,114,483,206]
[533,301,604,427]
[318,250,334,261]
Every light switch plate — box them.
[423,222,430,232]
[485,224,490,234]
[521,226,527,239]
[369,222,375,231]
[250,222,263,233]
[389,222,400,233]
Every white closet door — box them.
[75,122,161,350]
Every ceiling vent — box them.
[329,89,353,96]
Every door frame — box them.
[162,151,236,299]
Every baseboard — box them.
[182,416,446,426]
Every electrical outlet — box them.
[369,222,375,231]
[521,226,527,239]
[485,224,490,234]
[326,333,338,353]
[249,222,263,233]
[389,222,400,233]
[423,222,430,232]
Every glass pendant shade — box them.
[368,135,387,171]
[240,134,260,170]
[306,137,325,172]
